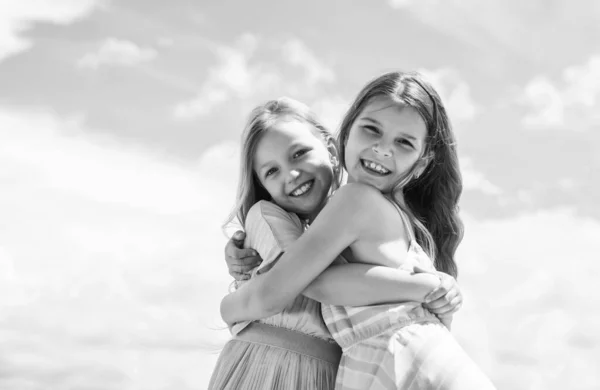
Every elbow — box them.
[303,282,330,304]
[220,296,235,325]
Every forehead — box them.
[358,96,427,139]
[253,119,322,165]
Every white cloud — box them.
[0,106,235,388]
[0,0,103,62]
[388,0,416,7]
[173,33,280,120]
[521,55,600,130]
[311,95,350,133]
[77,38,157,69]
[521,76,565,128]
[419,68,478,124]
[460,157,501,195]
[173,34,336,120]
[454,209,600,388]
[388,0,600,65]
[0,108,210,214]
[282,38,335,89]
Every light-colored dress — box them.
[209,200,341,390]
[322,198,496,390]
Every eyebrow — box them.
[257,161,273,172]
[360,117,418,141]
[256,143,307,172]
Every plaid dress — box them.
[322,199,496,390]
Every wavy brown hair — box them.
[338,71,463,278]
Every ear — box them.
[325,136,340,168]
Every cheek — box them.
[261,180,280,198]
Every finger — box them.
[233,255,262,266]
[232,230,246,243]
[229,271,251,281]
[433,302,462,316]
[426,289,459,309]
[230,248,259,260]
[424,277,453,303]
[412,265,432,274]
[228,264,257,274]
[429,297,462,315]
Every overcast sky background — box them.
[1,0,599,389]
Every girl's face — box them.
[253,119,335,220]
[344,96,428,193]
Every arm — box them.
[302,263,440,306]
[221,184,404,324]
[224,217,440,307]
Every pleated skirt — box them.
[209,322,341,390]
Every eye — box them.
[396,138,414,148]
[265,167,278,178]
[363,125,380,135]
[293,148,310,159]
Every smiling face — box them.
[253,118,335,220]
[343,96,428,193]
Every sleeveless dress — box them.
[321,198,496,389]
[209,200,341,390]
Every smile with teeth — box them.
[290,180,314,197]
[361,159,391,175]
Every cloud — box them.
[77,38,158,69]
[419,68,478,124]
[460,157,501,195]
[388,0,415,7]
[521,55,600,130]
[388,0,600,65]
[311,95,350,133]
[173,34,335,120]
[173,33,280,120]
[454,209,600,388]
[0,0,103,62]
[0,108,209,214]
[0,106,235,388]
[282,38,335,90]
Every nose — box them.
[372,143,392,158]
[287,169,301,183]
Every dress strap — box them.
[384,196,415,243]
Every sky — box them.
[0,0,598,389]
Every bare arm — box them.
[303,264,440,306]
[224,230,441,307]
[220,184,431,324]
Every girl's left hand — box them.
[414,266,463,316]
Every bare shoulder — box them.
[332,182,382,204]
[329,183,388,221]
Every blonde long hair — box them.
[224,97,342,231]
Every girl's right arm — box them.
[223,229,441,306]
[303,264,440,306]
[221,183,438,324]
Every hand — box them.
[224,231,262,281]
[414,266,463,316]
